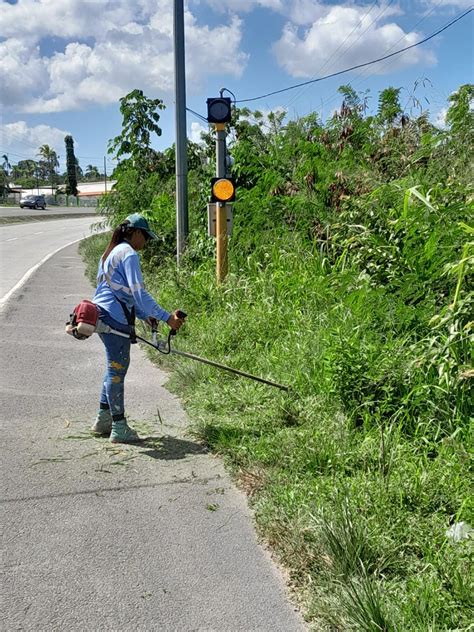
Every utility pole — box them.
[104,156,107,193]
[173,0,189,263]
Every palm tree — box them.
[84,164,101,181]
[1,154,11,198]
[37,144,59,193]
[2,154,11,175]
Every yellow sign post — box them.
[214,122,229,283]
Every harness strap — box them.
[101,243,137,343]
[118,299,137,344]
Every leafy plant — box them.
[80,83,473,630]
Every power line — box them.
[236,7,473,104]
[2,128,114,163]
[186,107,208,124]
[319,0,449,115]
[0,150,32,160]
[284,0,385,110]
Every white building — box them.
[76,181,116,199]
[10,181,117,206]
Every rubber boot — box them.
[91,408,112,435]
[110,418,141,444]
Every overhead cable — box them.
[319,0,448,113]
[236,8,473,104]
[186,107,208,124]
[284,0,387,110]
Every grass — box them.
[78,86,472,628]
[79,227,473,630]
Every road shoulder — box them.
[0,242,305,631]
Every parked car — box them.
[19,195,46,210]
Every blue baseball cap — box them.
[125,213,158,240]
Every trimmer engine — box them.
[66,300,100,339]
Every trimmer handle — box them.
[170,310,187,336]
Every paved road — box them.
[0,216,102,305]
[0,205,98,218]
[0,242,305,631]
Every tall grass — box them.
[140,224,472,630]
[80,85,473,629]
[80,216,472,629]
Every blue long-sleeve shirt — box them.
[93,242,170,326]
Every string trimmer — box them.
[66,300,289,392]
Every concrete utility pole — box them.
[173,0,189,263]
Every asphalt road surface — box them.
[0,216,102,306]
[0,205,98,218]
[0,235,305,629]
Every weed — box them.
[79,84,473,628]
[342,570,392,631]
[316,495,379,579]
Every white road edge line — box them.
[0,237,86,312]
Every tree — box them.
[1,155,12,196]
[2,154,11,175]
[37,144,59,193]
[377,87,402,127]
[64,135,78,196]
[84,165,101,181]
[102,89,167,228]
[108,88,165,180]
[75,159,83,182]
[11,160,39,188]
[446,83,473,137]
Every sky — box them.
[1,0,472,174]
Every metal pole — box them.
[104,156,107,193]
[174,0,189,263]
[215,123,228,282]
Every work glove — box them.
[167,311,185,332]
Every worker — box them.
[91,213,184,443]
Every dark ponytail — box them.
[101,221,136,263]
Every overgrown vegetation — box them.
[82,83,473,630]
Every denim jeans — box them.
[98,309,132,419]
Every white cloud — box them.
[286,1,327,25]
[273,3,436,78]
[1,121,71,161]
[189,121,208,144]
[0,0,137,41]
[203,0,395,25]
[241,105,287,127]
[1,0,248,113]
[434,106,448,128]
[202,0,328,23]
[424,0,473,7]
[203,0,283,13]
[0,39,49,107]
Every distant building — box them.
[8,181,116,206]
[77,182,116,198]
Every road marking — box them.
[0,237,89,311]
[34,231,44,235]
[6,238,18,242]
